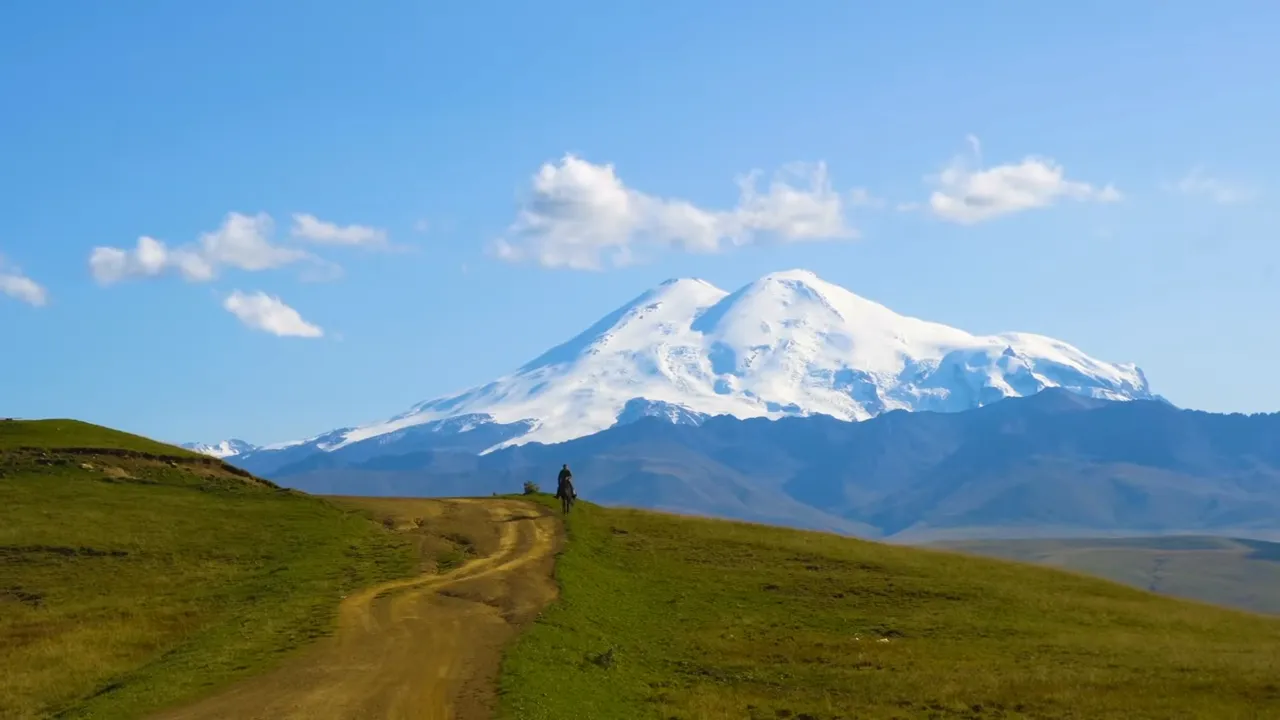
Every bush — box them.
[523,481,540,495]
[381,516,397,530]
[413,517,426,529]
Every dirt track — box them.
[152,498,561,720]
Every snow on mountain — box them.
[181,439,258,459]
[245,269,1156,458]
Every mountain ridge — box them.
[222,390,1280,542]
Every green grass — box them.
[0,419,204,458]
[0,420,416,720]
[499,500,1280,719]
[933,536,1280,616]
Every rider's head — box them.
[562,464,568,469]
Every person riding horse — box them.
[555,464,576,513]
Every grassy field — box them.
[933,535,1280,616]
[0,420,417,720]
[499,500,1280,719]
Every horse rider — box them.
[556,464,576,509]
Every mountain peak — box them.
[751,269,850,301]
[658,276,717,289]
[742,269,898,318]
[760,268,824,283]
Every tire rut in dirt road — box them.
[151,499,562,720]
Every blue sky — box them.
[2,1,1277,444]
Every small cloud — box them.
[290,213,389,247]
[222,290,323,338]
[924,137,1121,224]
[413,219,430,234]
[0,255,48,307]
[965,133,982,162]
[849,187,886,209]
[492,154,857,270]
[90,212,315,285]
[1163,168,1257,205]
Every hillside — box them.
[934,535,1280,616]
[9,418,1280,718]
[192,269,1157,467]
[500,500,1280,719]
[0,420,417,719]
[2,419,210,457]
[254,390,1280,540]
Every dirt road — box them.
[152,498,561,720]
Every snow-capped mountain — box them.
[181,439,258,459]
[208,269,1157,467]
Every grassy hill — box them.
[0,419,216,457]
[933,535,1280,616]
[500,500,1280,719]
[0,419,417,720]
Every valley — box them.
[935,535,1280,616]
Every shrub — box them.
[523,481,540,495]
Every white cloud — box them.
[925,138,1121,224]
[491,154,856,270]
[1164,168,1257,205]
[199,213,308,270]
[91,212,314,285]
[290,213,388,246]
[0,255,48,307]
[222,290,323,338]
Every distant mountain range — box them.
[187,269,1159,471]
[208,390,1280,541]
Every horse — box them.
[556,480,576,514]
